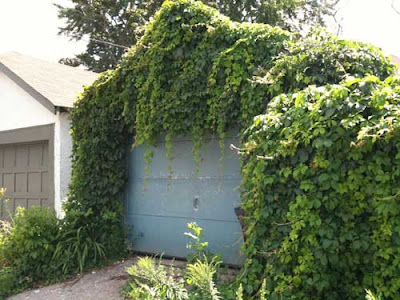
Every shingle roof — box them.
[0,52,98,109]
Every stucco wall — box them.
[54,112,72,218]
[0,71,72,218]
[0,72,56,131]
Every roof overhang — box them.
[0,62,56,114]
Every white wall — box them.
[0,72,56,130]
[54,111,72,218]
[0,71,72,218]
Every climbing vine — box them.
[240,76,400,299]
[66,0,398,298]
[67,70,131,259]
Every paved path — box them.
[8,257,235,300]
[8,259,136,300]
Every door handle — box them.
[193,196,199,211]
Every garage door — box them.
[0,141,52,218]
[125,135,244,265]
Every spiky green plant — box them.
[186,255,222,300]
[126,257,188,300]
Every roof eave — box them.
[0,62,56,114]
[56,106,72,113]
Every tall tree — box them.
[57,0,338,72]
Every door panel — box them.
[129,215,243,265]
[0,141,52,218]
[126,135,244,265]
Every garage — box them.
[0,52,97,217]
[125,134,244,265]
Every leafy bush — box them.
[0,185,110,296]
[0,207,60,285]
[261,29,394,94]
[0,205,62,296]
[240,75,400,298]
[67,69,130,261]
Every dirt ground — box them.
[8,258,137,300]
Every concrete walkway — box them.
[7,257,236,300]
[8,259,136,300]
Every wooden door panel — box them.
[0,141,51,218]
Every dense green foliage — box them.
[0,190,113,296]
[125,0,289,157]
[67,71,131,262]
[63,0,398,298]
[57,0,338,72]
[0,206,60,295]
[118,0,392,161]
[240,76,400,299]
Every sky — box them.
[332,0,400,57]
[0,0,86,62]
[0,0,399,63]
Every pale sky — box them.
[0,0,86,62]
[332,0,400,57]
[0,0,399,63]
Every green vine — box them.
[66,0,397,298]
[240,75,400,299]
[67,69,131,258]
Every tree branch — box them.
[392,0,400,15]
[332,0,351,36]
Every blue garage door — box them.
[125,134,244,265]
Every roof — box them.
[0,52,98,110]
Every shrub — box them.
[0,207,60,286]
[0,202,113,296]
